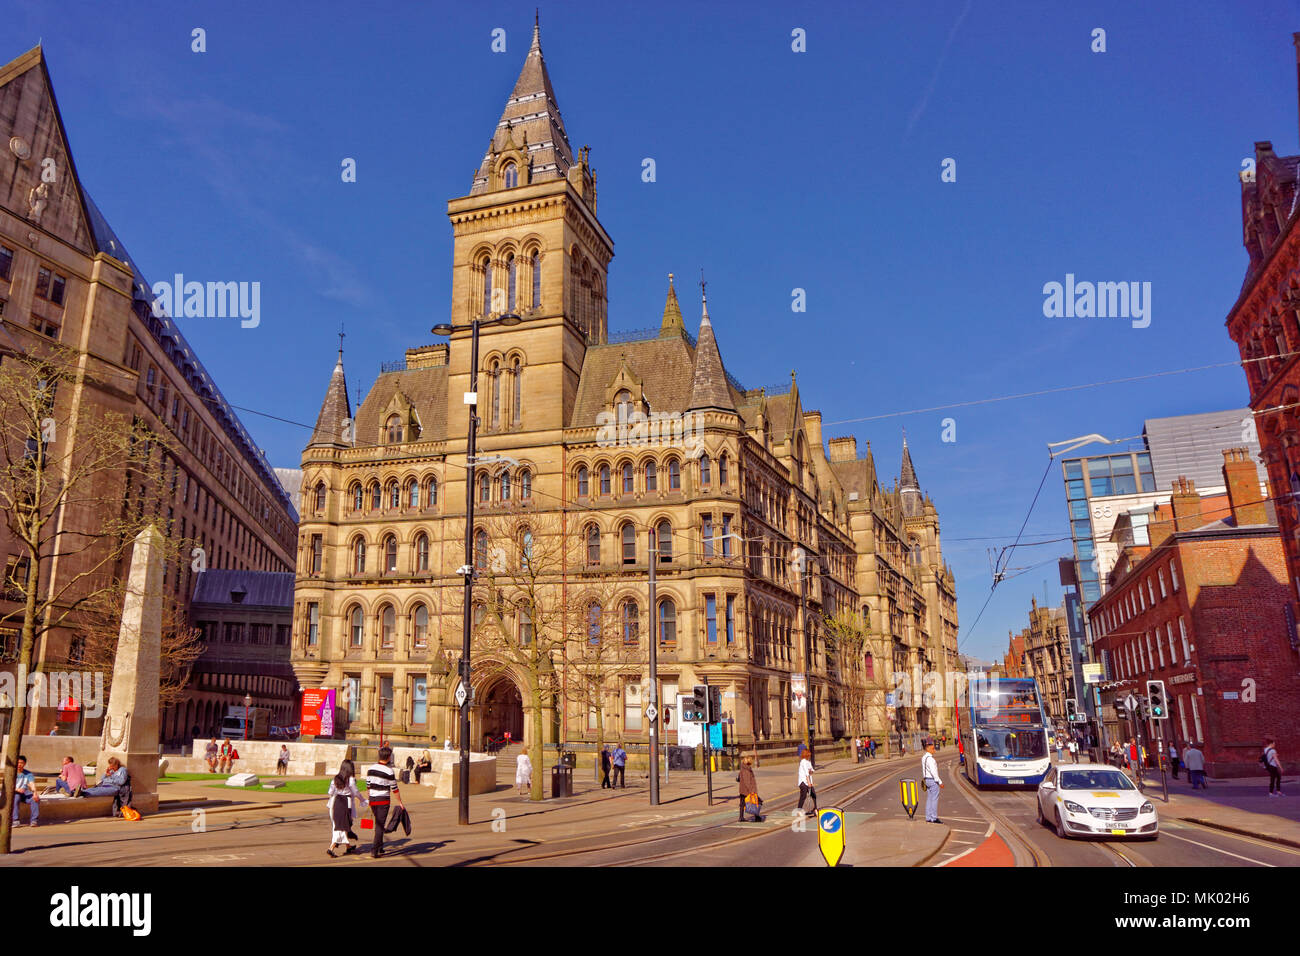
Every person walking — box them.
[737,755,761,821]
[364,745,403,859]
[797,749,817,814]
[1067,739,1079,763]
[1055,737,1064,763]
[922,737,944,823]
[868,736,877,759]
[1126,738,1142,782]
[515,750,533,797]
[1168,742,1180,780]
[1183,741,1206,789]
[600,744,612,789]
[326,759,367,857]
[611,742,627,788]
[1263,738,1284,796]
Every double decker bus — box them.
[960,677,1050,788]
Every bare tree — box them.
[823,606,873,739]
[0,343,172,853]
[558,578,641,762]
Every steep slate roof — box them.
[353,365,449,446]
[571,333,697,427]
[686,295,736,413]
[829,447,879,500]
[899,436,920,491]
[191,569,295,608]
[470,19,575,194]
[309,352,353,447]
[660,275,685,335]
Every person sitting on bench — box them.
[81,757,128,797]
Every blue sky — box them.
[7,0,1299,662]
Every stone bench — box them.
[15,794,116,823]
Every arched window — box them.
[475,529,488,570]
[599,464,611,496]
[507,254,517,311]
[500,471,512,501]
[413,605,429,648]
[621,462,633,494]
[352,538,366,575]
[622,600,639,644]
[656,520,672,562]
[587,602,602,644]
[519,469,532,500]
[586,524,600,565]
[512,357,522,425]
[386,415,403,444]
[351,482,363,511]
[425,477,438,507]
[407,480,419,509]
[502,162,518,189]
[388,482,400,509]
[369,482,381,510]
[314,482,326,512]
[491,360,500,429]
[645,461,657,492]
[668,459,680,490]
[719,453,728,485]
[616,389,633,420]
[519,606,534,645]
[381,605,396,648]
[349,607,364,647]
[520,528,534,569]
[479,473,491,503]
[621,523,636,564]
[577,466,589,497]
[658,599,676,645]
[384,535,397,573]
[481,256,493,315]
[415,533,430,571]
[700,453,711,485]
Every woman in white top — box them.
[516,751,533,796]
[797,752,817,813]
[326,759,368,857]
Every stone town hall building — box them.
[290,24,959,752]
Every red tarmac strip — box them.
[945,830,1015,867]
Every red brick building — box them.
[1224,33,1300,625]
[1091,450,1300,776]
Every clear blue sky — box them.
[7,0,1298,662]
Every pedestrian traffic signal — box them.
[1145,680,1168,720]
[707,685,722,723]
[683,685,708,722]
[1065,698,1078,722]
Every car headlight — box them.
[1063,800,1086,814]
[1141,802,1154,814]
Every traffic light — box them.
[1114,694,1126,713]
[1065,698,1078,722]
[707,686,722,723]
[684,685,708,723]
[1145,679,1168,720]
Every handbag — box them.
[120,806,141,822]
[360,817,374,830]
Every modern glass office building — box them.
[1062,450,1159,605]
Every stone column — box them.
[96,525,163,813]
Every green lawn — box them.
[160,773,331,796]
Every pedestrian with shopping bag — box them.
[326,759,367,857]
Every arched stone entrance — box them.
[479,676,524,746]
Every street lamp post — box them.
[433,311,524,827]
[648,528,659,806]
[243,693,251,742]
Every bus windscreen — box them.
[972,684,1042,725]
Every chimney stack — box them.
[1170,477,1204,532]
[1222,447,1268,526]
[828,436,858,462]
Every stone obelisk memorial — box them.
[96,524,163,812]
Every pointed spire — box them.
[309,351,353,448]
[470,15,574,194]
[660,273,685,336]
[687,286,735,414]
[900,433,922,516]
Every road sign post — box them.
[900,779,919,819]
[818,808,846,867]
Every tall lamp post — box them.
[433,311,525,826]
[243,693,251,742]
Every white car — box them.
[1036,763,1158,840]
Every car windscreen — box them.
[1058,769,1136,791]
[976,728,1047,760]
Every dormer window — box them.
[502,163,518,189]
[616,389,633,421]
[386,415,403,444]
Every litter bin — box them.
[561,750,577,769]
[551,764,573,798]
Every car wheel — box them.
[1054,808,1068,840]
[1035,798,1045,827]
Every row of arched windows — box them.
[349,532,434,576]
[581,520,678,566]
[477,468,533,504]
[573,452,729,499]
[344,602,431,649]
[339,477,439,514]
[474,245,542,316]
[487,357,524,430]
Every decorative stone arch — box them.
[468,657,540,746]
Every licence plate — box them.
[1110,828,1127,835]
[1008,779,1024,784]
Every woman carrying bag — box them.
[737,755,762,822]
[326,759,368,857]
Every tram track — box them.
[482,757,906,866]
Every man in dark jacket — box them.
[600,745,612,789]
[737,756,760,821]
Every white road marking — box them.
[935,822,994,867]
[1158,830,1275,867]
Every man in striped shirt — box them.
[365,746,404,858]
